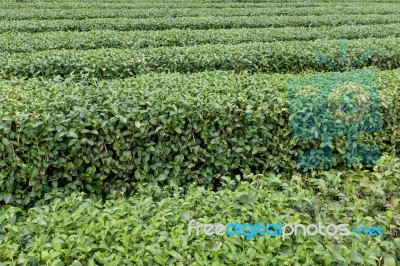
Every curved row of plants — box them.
[1,37,400,79]
[2,5,400,21]
[0,1,336,10]
[0,69,398,206]
[0,163,399,265]
[1,23,400,53]
[1,14,400,33]
[210,0,400,3]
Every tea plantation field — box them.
[0,0,399,265]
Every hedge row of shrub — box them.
[2,23,400,53]
[1,14,399,33]
[0,69,399,206]
[0,162,399,265]
[1,38,400,79]
[0,1,333,10]
[2,5,400,20]
[2,0,396,8]
[211,0,400,3]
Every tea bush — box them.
[1,5,400,20]
[2,23,400,53]
[1,14,400,33]
[0,157,398,265]
[1,38,400,79]
[0,70,398,206]
[0,1,322,10]
[0,0,399,264]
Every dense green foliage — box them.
[0,1,377,10]
[0,70,399,205]
[0,159,399,265]
[2,5,400,20]
[1,38,400,79]
[2,24,400,53]
[0,0,399,264]
[1,14,400,33]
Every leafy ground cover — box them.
[0,156,399,265]
[0,0,399,265]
